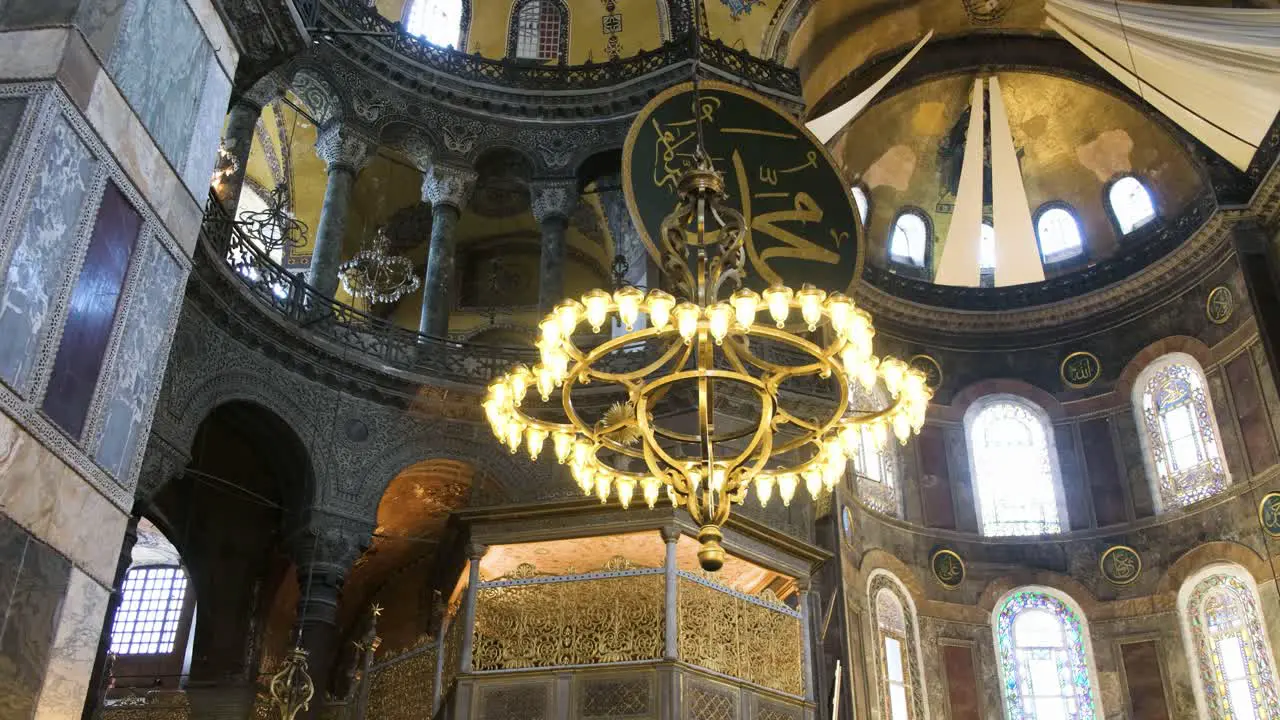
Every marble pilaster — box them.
[531,179,579,314]
[311,123,374,300]
[419,163,477,337]
[661,525,680,660]
[458,543,487,673]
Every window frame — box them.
[1131,352,1230,513]
[868,571,929,720]
[992,586,1103,720]
[963,394,1069,537]
[886,207,933,280]
[108,564,193,658]
[506,0,570,62]
[1033,201,1087,267]
[402,0,472,50]
[1104,174,1158,238]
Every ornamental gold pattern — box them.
[366,645,437,720]
[441,611,465,694]
[102,694,191,720]
[471,573,664,670]
[677,577,803,696]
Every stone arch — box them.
[978,571,1101,616]
[378,120,442,171]
[1158,540,1273,595]
[950,377,1066,420]
[472,142,538,183]
[288,66,345,125]
[172,369,319,456]
[1116,335,1215,396]
[857,548,928,607]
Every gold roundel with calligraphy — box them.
[909,354,943,391]
[622,81,864,294]
[1099,545,1142,586]
[1060,351,1101,390]
[1206,285,1234,325]
[1259,492,1280,537]
[930,549,965,590]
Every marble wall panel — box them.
[107,0,212,183]
[181,57,230,196]
[94,238,184,483]
[0,521,72,719]
[0,512,27,616]
[0,116,97,394]
[0,0,82,28]
[941,644,979,720]
[1225,351,1278,473]
[73,0,132,62]
[32,567,110,720]
[1119,640,1170,720]
[1057,424,1091,530]
[1081,418,1127,527]
[916,425,955,529]
[0,97,28,168]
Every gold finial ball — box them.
[697,525,726,572]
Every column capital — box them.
[316,122,375,175]
[530,179,579,224]
[291,521,371,580]
[465,542,489,561]
[659,525,682,544]
[423,163,478,210]
[795,577,812,594]
[235,71,285,112]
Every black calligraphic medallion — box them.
[930,549,965,590]
[1099,545,1142,586]
[1260,492,1280,537]
[1060,351,1101,390]
[622,81,863,294]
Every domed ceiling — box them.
[831,70,1204,281]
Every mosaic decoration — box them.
[1259,492,1280,537]
[931,549,965,589]
[1099,545,1142,586]
[1060,351,1101,390]
[1206,285,1235,325]
[1186,573,1280,719]
[995,591,1097,719]
[909,354,942,391]
[1140,361,1226,509]
[718,0,765,18]
[600,0,622,60]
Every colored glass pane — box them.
[995,591,1097,720]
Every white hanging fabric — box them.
[934,78,986,287]
[805,31,934,144]
[1046,0,1280,170]
[988,77,1044,286]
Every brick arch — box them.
[1156,540,1274,594]
[1116,335,1214,397]
[950,378,1066,420]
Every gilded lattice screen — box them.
[471,568,664,670]
[677,574,803,696]
[366,644,437,720]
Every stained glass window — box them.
[513,0,563,61]
[967,397,1064,536]
[1109,176,1156,234]
[1037,207,1084,263]
[109,566,189,655]
[871,576,924,720]
[995,589,1098,720]
[889,212,928,267]
[406,0,464,48]
[1182,570,1280,719]
[851,424,899,515]
[1135,355,1227,510]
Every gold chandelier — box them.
[482,151,930,571]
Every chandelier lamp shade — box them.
[339,226,422,304]
[482,154,931,570]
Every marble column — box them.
[531,180,580,314]
[1234,219,1280,388]
[419,163,477,337]
[798,578,815,704]
[290,523,370,720]
[458,543,487,673]
[213,75,280,213]
[311,123,374,300]
[661,525,680,660]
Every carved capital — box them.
[292,522,371,581]
[236,71,285,112]
[530,179,578,224]
[315,122,375,174]
[422,163,478,210]
[465,542,489,561]
[659,525,681,544]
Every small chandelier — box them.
[339,226,421,304]
[237,184,308,253]
[268,646,315,720]
[481,151,931,571]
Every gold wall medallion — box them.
[1259,492,1280,537]
[1099,545,1142,586]
[908,354,943,390]
[930,549,965,589]
[1206,285,1234,325]
[1060,351,1101,390]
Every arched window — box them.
[1180,566,1280,719]
[1108,175,1156,234]
[965,396,1066,536]
[1132,353,1228,511]
[889,211,928,267]
[979,222,996,271]
[1036,205,1084,263]
[851,185,870,225]
[510,0,566,61]
[405,0,467,48]
[870,572,926,720]
[850,423,899,516]
[994,588,1100,719]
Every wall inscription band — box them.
[1060,351,1101,390]
[930,549,965,589]
[1099,545,1142,586]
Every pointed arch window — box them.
[994,588,1100,720]
[510,0,566,61]
[1133,353,1228,511]
[1180,566,1280,719]
[1036,205,1084,263]
[870,573,925,720]
[405,0,468,48]
[1108,176,1156,234]
[889,210,928,268]
[966,396,1066,536]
